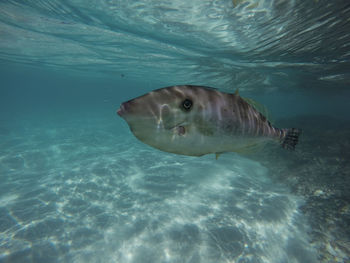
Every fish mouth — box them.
[117,101,135,118]
[117,106,124,117]
[117,103,128,117]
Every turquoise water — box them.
[0,1,349,262]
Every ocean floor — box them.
[0,113,348,263]
[250,115,350,262]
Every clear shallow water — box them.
[0,0,350,262]
[0,115,317,263]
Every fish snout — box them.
[117,101,132,117]
[117,107,123,117]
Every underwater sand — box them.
[0,113,349,263]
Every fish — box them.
[117,85,301,158]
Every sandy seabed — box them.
[0,114,348,263]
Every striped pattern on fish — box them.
[117,85,301,157]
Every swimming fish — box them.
[117,85,301,158]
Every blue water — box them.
[1,1,350,262]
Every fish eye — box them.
[182,99,192,111]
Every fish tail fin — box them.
[281,128,302,150]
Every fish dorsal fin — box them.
[235,89,239,96]
[215,153,221,160]
[242,97,273,124]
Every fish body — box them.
[117,85,301,157]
